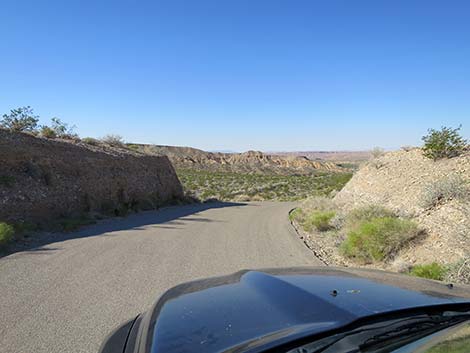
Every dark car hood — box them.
[142,267,470,353]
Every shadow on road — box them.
[2,201,247,258]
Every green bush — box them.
[303,211,336,232]
[1,106,39,132]
[410,262,447,281]
[0,222,15,246]
[422,125,468,160]
[341,217,419,263]
[421,175,469,209]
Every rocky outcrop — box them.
[0,130,183,224]
[136,145,343,174]
[334,148,470,267]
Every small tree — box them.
[101,134,125,147]
[422,125,468,160]
[0,106,39,132]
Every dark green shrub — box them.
[341,217,419,262]
[422,125,468,160]
[303,211,336,232]
[1,106,39,132]
[409,263,447,281]
[0,222,15,246]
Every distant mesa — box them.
[130,144,346,174]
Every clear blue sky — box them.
[1,0,469,151]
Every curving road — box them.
[0,202,321,353]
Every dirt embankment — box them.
[291,148,469,283]
[334,148,469,267]
[0,130,184,224]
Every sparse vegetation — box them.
[101,134,125,147]
[177,169,352,202]
[1,106,39,132]
[409,262,447,281]
[345,205,397,229]
[340,217,420,263]
[422,125,468,160]
[421,175,469,209]
[303,211,336,232]
[0,222,15,247]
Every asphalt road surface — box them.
[0,202,322,353]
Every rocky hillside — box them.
[0,130,183,225]
[133,144,343,175]
[334,148,469,270]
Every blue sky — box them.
[1,0,469,151]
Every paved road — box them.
[0,202,321,353]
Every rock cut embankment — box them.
[334,148,469,267]
[0,130,184,224]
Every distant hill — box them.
[129,144,344,175]
[271,151,372,164]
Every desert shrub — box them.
[1,106,39,132]
[346,205,396,229]
[421,175,469,209]
[101,134,125,147]
[371,147,385,159]
[40,126,57,138]
[341,217,419,263]
[301,196,336,212]
[422,125,468,160]
[126,144,140,151]
[82,137,100,145]
[409,262,447,281]
[0,175,16,187]
[0,222,15,246]
[303,211,336,232]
